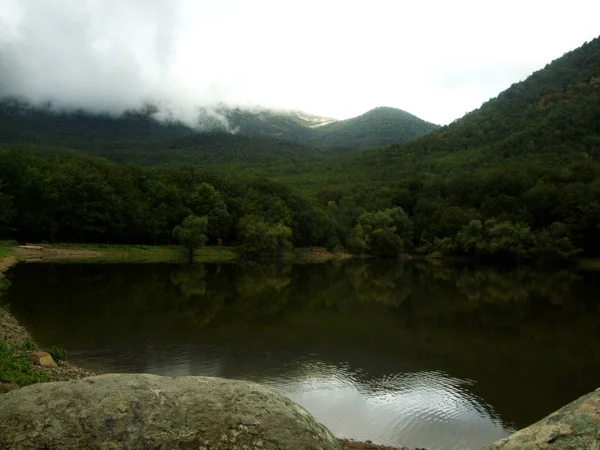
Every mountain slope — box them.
[0,99,323,164]
[220,106,439,150]
[247,37,600,254]
[307,107,439,150]
[0,100,436,164]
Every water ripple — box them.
[70,347,512,449]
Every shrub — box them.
[49,346,68,362]
[21,339,37,351]
[0,341,48,386]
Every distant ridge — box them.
[0,99,438,164]
[307,106,439,150]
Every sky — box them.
[0,0,599,125]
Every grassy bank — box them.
[0,340,49,387]
[0,241,352,266]
[47,243,239,263]
[6,243,239,264]
[0,240,16,259]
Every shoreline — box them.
[0,249,405,450]
[1,242,353,265]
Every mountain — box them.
[307,107,439,150]
[0,100,323,164]
[0,100,437,164]
[215,106,439,150]
[248,37,600,255]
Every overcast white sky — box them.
[0,0,598,125]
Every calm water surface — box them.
[5,260,600,450]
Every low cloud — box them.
[0,0,221,127]
[1,0,599,126]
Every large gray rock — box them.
[0,373,341,450]
[482,387,600,449]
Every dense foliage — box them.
[172,215,209,262]
[238,215,293,258]
[0,151,337,250]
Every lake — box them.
[4,260,600,450]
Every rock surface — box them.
[482,387,600,449]
[0,373,341,450]
[0,382,18,394]
[29,350,58,367]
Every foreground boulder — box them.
[0,373,341,450]
[482,387,600,449]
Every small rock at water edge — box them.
[29,351,57,368]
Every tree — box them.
[530,222,582,262]
[456,220,485,254]
[348,208,413,257]
[387,207,414,250]
[484,220,532,259]
[190,182,232,243]
[172,215,208,263]
[238,215,292,258]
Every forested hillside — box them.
[221,106,439,150]
[307,107,439,150]
[0,99,323,165]
[0,101,436,165]
[1,37,599,261]
[235,37,600,258]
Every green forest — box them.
[1,37,599,262]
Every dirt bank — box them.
[0,256,17,277]
[13,245,102,262]
[294,247,354,263]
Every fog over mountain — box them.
[0,0,209,125]
[1,0,599,126]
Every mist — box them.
[1,0,599,126]
[0,0,211,126]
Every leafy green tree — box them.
[238,215,292,258]
[456,220,485,254]
[530,222,582,262]
[347,224,369,254]
[190,182,232,243]
[418,237,457,258]
[484,220,532,259]
[172,215,208,263]
[349,209,410,256]
[387,207,414,250]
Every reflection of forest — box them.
[6,260,600,429]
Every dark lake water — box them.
[4,260,600,450]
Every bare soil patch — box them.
[0,256,17,276]
[14,246,101,262]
